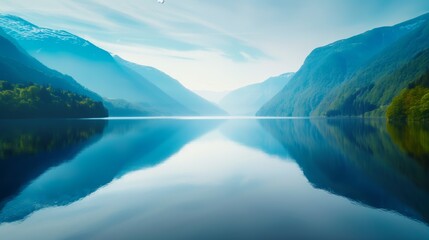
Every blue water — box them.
[0,118,428,240]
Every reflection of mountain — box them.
[0,120,106,207]
[261,119,429,225]
[0,119,220,223]
[219,120,289,159]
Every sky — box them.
[1,0,429,91]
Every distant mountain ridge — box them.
[115,56,226,116]
[220,73,294,115]
[258,13,429,117]
[195,90,229,104]
[0,14,196,116]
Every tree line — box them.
[0,81,108,118]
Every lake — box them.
[0,118,428,239]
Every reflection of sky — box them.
[1,0,428,91]
[0,128,428,240]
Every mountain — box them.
[0,30,107,118]
[386,49,429,121]
[0,14,193,116]
[319,15,429,117]
[257,13,429,117]
[220,73,294,115]
[0,29,97,98]
[115,56,226,115]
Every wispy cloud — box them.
[57,0,271,61]
[1,0,429,91]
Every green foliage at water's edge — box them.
[0,81,108,118]
[386,68,429,122]
[386,86,429,121]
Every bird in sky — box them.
[157,0,165,3]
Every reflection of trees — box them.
[0,120,106,207]
[0,120,105,160]
[318,119,429,193]
[387,122,429,168]
[260,119,429,226]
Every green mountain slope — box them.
[386,51,429,122]
[319,17,429,117]
[220,73,294,115]
[257,13,429,117]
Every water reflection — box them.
[0,119,220,223]
[387,122,429,167]
[0,120,106,209]
[219,120,289,159]
[260,119,429,225]
[1,118,429,238]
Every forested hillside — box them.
[0,81,107,118]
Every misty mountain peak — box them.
[0,14,88,46]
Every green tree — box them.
[0,80,108,118]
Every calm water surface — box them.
[0,118,428,239]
